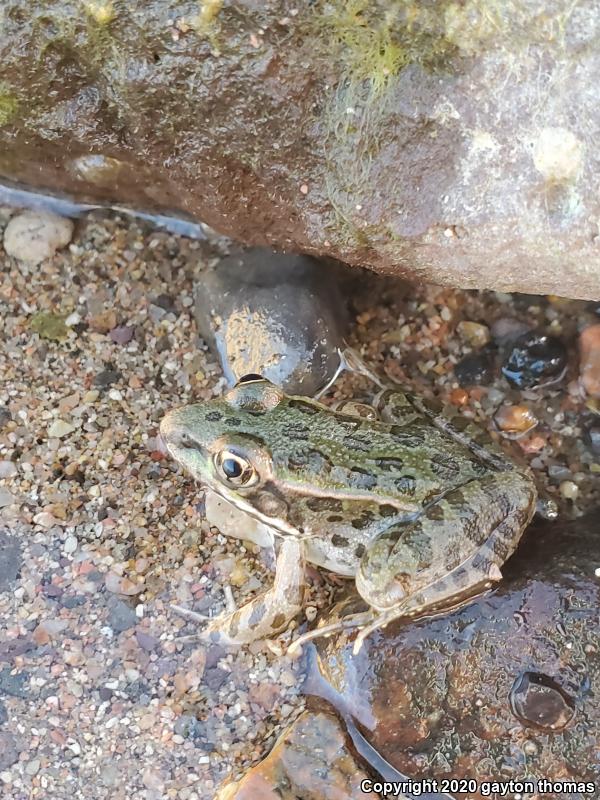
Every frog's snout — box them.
[159,409,194,454]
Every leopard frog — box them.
[160,375,537,652]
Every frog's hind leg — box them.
[354,471,537,653]
[175,538,306,646]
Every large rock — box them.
[1,2,600,297]
[306,513,600,797]
[216,711,382,800]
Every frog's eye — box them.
[214,450,258,487]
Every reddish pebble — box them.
[579,324,600,398]
[450,387,469,406]
[519,433,547,453]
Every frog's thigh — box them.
[202,538,305,646]
[356,471,537,615]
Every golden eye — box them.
[214,450,258,487]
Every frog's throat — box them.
[206,481,308,539]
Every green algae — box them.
[30,312,69,342]
[0,84,19,126]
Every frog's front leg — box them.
[199,537,306,646]
[353,470,537,653]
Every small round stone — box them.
[454,351,495,386]
[582,420,600,455]
[502,332,567,389]
[457,320,490,348]
[3,210,73,265]
[494,405,538,437]
[559,480,579,500]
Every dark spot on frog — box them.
[448,489,466,506]
[425,504,445,521]
[394,475,417,495]
[271,613,286,630]
[327,515,344,522]
[429,453,460,479]
[348,467,378,490]
[375,457,405,472]
[343,435,371,452]
[510,672,576,732]
[352,510,375,529]
[378,504,398,517]
[205,410,223,422]
[288,452,308,469]
[307,450,334,473]
[284,422,311,440]
[224,417,242,426]
[355,544,366,558]
[337,418,362,433]
[306,497,343,512]
[332,534,349,547]
[389,426,425,447]
[288,399,319,415]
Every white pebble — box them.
[47,419,75,438]
[3,210,74,265]
[63,534,78,554]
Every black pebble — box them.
[454,350,495,386]
[93,367,122,388]
[582,420,600,456]
[501,332,567,389]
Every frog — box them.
[160,372,537,654]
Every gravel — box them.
[0,207,598,798]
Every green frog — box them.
[160,373,537,653]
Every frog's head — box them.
[160,375,299,526]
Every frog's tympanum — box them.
[160,375,537,653]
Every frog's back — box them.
[261,397,493,508]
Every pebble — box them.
[63,534,78,554]
[0,733,19,770]
[194,247,349,395]
[454,350,495,386]
[490,317,531,345]
[457,320,490,348]
[0,461,16,479]
[559,480,579,500]
[109,325,135,345]
[105,572,144,596]
[107,598,137,633]
[582,420,600,456]
[0,532,21,593]
[502,332,567,389]
[47,419,75,438]
[579,324,600,398]
[0,490,15,508]
[3,210,74,264]
[494,405,538,437]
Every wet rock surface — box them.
[216,710,381,800]
[2,3,600,296]
[194,248,349,395]
[306,513,600,798]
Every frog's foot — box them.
[175,538,306,647]
[314,345,386,400]
[287,610,374,655]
